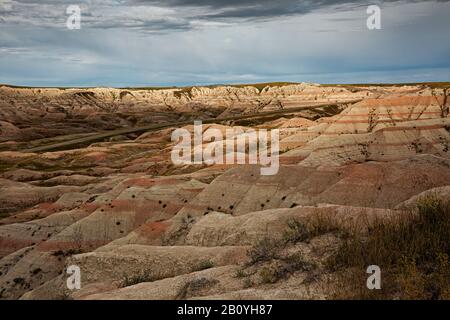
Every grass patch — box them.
[329,196,450,299]
[283,216,342,244]
[122,270,160,287]
[193,260,215,272]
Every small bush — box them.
[283,253,316,273]
[243,278,253,289]
[283,219,311,243]
[248,237,282,264]
[235,269,246,278]
[259,267,278,284]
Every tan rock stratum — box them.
[0,82,449,299]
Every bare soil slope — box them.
[0,83,449,300]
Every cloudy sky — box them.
[0,0,449,87]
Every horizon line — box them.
[1,81,450,90]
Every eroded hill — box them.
[0,83,449,300]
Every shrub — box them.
[282,253,316,273]
[283,219,311,243]
[248,237,282,264]
[259,267,278,284]
[243,278,253,289]
[329,196,450,299]
[235,269,246,278]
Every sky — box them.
[0,0,449,87]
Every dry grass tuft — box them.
[328,196,450,300]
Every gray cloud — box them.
[131,0,449,20]
[0,0,449,86]
[1,0,447,33]
[142,0,365,20]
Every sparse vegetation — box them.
[122,270,160,287]
[248,237,283,264]
[162,215,195,245]
[283,219,311,243]
[259,253,316,284]
[52,248,82,257]
[243,277,253,289]
[329,196,450,299]
[193,260,215,272]
[322,82,450,89]
[283,216,341,244]
[244,219,327,286]
[3,82,450,300]
[0,212,10,219]
[259,266,278,284]
[235,269,247,278]
[175,277,218,300]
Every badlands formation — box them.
[0,82,449,299]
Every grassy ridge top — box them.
[322,82,450,88]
